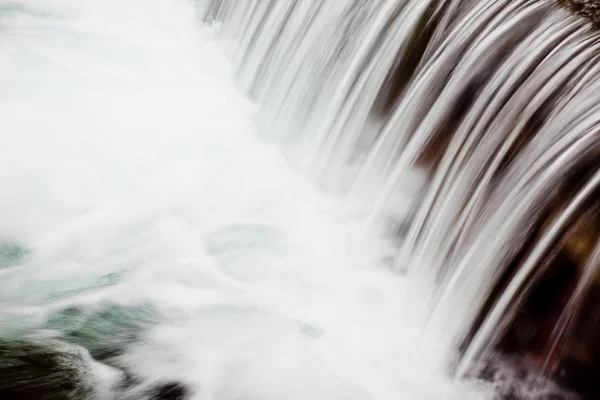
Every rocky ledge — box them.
[564,0,600,26]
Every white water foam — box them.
[0,1,490,399]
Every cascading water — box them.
[200,0,600,398]
[3,0,600,399]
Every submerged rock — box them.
[0,338,123,399]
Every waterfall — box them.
[4,0,600,398]
[198,0,600,397]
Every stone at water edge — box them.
[42,304,192,399]
[0,338,124,399]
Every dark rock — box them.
[554,357,599,395]
[0,338,122,399]
[151,382,190,400]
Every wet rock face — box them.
[0,339,122,399]
[564,0,600,26]
[458,186,600,399]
